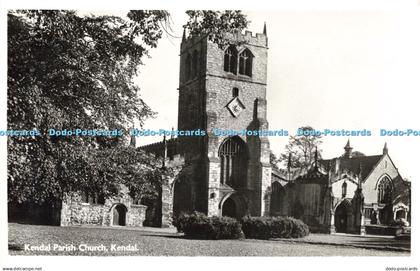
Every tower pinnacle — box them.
[383,142,388,155]
[344,139,353,158]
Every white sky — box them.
[136,9,420,182]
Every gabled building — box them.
[272,140,411,234]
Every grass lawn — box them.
[8,223,410,256]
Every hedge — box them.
[173,212,244,240]
[241,216,310,239]
[173,213,309,240]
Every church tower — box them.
[174,27,271,218]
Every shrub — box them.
[289,217,310,238]
[174,212,243,239]
[210,216,244,240]
[173,212,190,233]
[241,216,309,239]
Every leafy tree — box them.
[7,10,248,204]
[184,10,248,46]
[7,10,169,204]
[280,126,323,170]
[269,151,280,171]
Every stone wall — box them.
[60,185,146,227]
[205,31,270,217]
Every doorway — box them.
[334,201,350,233]
[222,197,237,218]
[113,204,127,226]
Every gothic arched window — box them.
[342,182,347,198]
[377,176,393,204]
[239,49,253,76]
[219,137,247,188]
[224,45,237,74]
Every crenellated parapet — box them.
[181,28,268,53]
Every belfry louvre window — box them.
[239,49,253,76]
[219,137,247,188]
[224,46,237,74]
[377,176,392,204]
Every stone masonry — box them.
[172,29,272,218]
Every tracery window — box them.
[239,49,253,76]
[377,176,393,204]
[224,45,238,74]
[219,137,247,188]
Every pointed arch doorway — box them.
[334,200,352,233]
[222,197,237,218]
[220,193,248,219]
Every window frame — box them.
[377,176,393,204]
[238,48,253,77]
[224,45,238,75]
[341,181,347,198]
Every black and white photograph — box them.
[1,1,419,270]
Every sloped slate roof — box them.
[272,167,307,182]
[319,155,383,181]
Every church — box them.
[59,25,411,235]
[271,141,410,234]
